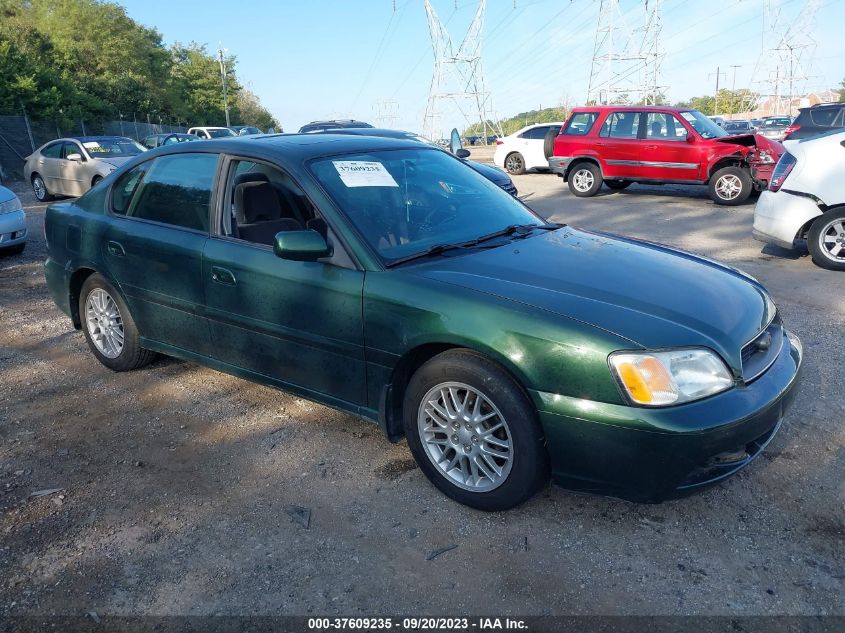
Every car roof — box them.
[56,136,132,143]
[571,105,692,114]
[145,133,427,162]
[316,127,417,139]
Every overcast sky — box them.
[120,0,845,133]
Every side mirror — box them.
[66,153,82,162]
[449,127,463,155]
[455,148,471,159]
[273,229,331,262]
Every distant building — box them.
[741,89,841,119]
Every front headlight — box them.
[0,196,23,215]
[609,348,734,407]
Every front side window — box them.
[599,112,642,139]
[62,142,84,159]
[562,112,599,136]
[645,113,688,141]
[309,148,543,264]
[110,153,218,232]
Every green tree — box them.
[233,88,280,131]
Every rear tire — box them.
[605,180,631,190]
[567,162,603,197]
[807,209,845,271]
[79,274,156,371]
[403,349,548,511]
[31,174,51,202]
[504,152,526,175]
[709,166,752,205]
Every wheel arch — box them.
[707,156,746,181]
[379,341,536,442]
[564,156,603,181]
[68,267,99,329]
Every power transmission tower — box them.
[374,99,400,128]
[749,0,820,116]
[587,0,664,105]
[422,0,502,142]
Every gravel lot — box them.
[0,150,843,618]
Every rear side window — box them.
[41,143,63,158]
[808,108,844,127]
[562,112,599,136]
[599,112,642,139]
[519,126,555,140]
[110,153,218,232]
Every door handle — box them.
[644,144,658,149]
[106,241,125,257]
[211,266,236,285]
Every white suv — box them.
[494,123,563,175]
[753,130,845,270]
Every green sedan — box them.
[44,135,802,510]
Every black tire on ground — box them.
[605,180,631,190]
[31,174,52,202]
[402,349,549,511]
[1,244,25,256]
[79,273,156,371]
[543,127,558,159]
[807,209,845,271]
[708,166,752,206]
[504,152,526,175]
[567,161,603,197]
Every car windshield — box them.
[679,111,728,139]
[206,128,236,138]
[238,127,261,135]
[309,148,543,264]
[82,138,145,157]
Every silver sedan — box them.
[23,136,145,201]
[0,185,26,254]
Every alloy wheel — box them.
[572,168,595,193]
[505,154,524,173]
[818,218,845,262]
[85,288,125,358]
[32,176,47,201]
[417,381,513,492]
[715,174,743,201]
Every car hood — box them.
[465,160,511,186]
[410,228,772,372]
[0,185,16,204]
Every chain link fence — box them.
[0,115,186,182]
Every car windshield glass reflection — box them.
[680,110,728,139]
[310,148,543,264]
[82,139,145,157]
[207,128,236,138]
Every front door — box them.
[61,141,87,197]
[636,113,702,181]
[202,158,367,407]
[102,152,219,355]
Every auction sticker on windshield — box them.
[333,161,398,188]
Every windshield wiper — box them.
[384,222,563,268]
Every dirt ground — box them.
[0,153,843,617]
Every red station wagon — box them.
[548,106,784,205]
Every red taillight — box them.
[496,139,503,145]
[783,124,800,138]
[769,152,796,192]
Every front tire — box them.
[567,162,603,197]
[807,209,845,271]
[709,166,752,205]
[79,274,156,371]
[403,350,548,511]
[31,174,51,202]
[504,152,526,175]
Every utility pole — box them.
[729,64,742,119]
[709,66,726,116]
[217,43,231,127]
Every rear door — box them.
[636,112,702,181]
[37,142,64,192]
[596,111,644,178]
[102,152,218,355]
[523,125,558,168]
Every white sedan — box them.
[753,130,845,270]
[494,122,564,175]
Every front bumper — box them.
[0,209,27,249]
[753,189,821,250]
[547,155,573,177]
[530,331,802,502]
